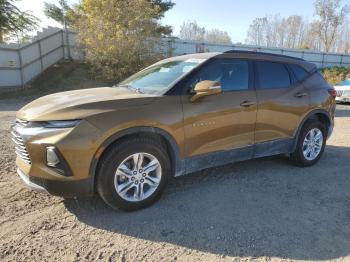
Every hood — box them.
[17,87,157,121]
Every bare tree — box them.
[245,0,350,53]
[335,19,350,53]
[314,0,350,52]
[246,10,350,53]
[245,17,269,46]
[276,16,288,47]
[179,20,232,44]
[285,16,303,48]
[301,21,322,51]
[204,29,232,44]
[179,21,205,41]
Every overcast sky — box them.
[15,0,326,43]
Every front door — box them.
[181,58,257,160]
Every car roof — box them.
[224,50,305,61]
[153,52,220,64]
[163,51,316,72]
[216,50,316,72]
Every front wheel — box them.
[96,137,171,211]
[290,120,327,167]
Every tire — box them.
[290,120,327,167]
[96,136,171,211]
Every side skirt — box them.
[175,138,294,177]
[253,138,294,158]
[184,145,253,175]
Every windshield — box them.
[117,59,205,95]
[336,79,350,86]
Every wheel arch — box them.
[292,109,332,151]
[89,126,184,190]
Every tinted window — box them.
[256,61,291,89]
[289,64,309,82]
[188,59,249,92]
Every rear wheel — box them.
[96,137,171,211]
[290,120,326,167]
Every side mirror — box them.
[191,80,222,102]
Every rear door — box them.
[254,60,311,146]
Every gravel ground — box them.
[1,100,350,262]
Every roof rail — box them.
[223,50,305,61]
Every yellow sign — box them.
[7,60,15,67]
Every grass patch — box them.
[0,61,114,101]
[320,67,350,86]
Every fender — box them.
[292,109,333,151]
[88,126,185,188]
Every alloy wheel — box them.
[302,128,324,161]
[114,152,162,202]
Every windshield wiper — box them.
[133,88,144,94]
[116,84,131,88]
[117,84,144,94]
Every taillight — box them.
[328,89,337,98]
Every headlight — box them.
[24,120,81,128]
[42,120,81,128]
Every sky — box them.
[161,0,316,43]
[15,0,320,43]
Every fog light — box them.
[46,147,60,167]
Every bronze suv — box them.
[12,51,336,210]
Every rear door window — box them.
[255,61,291,89]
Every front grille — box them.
[15,118,29,127]
[336,90,343,97]
[11,129,31,164]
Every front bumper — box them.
[17,167,94,197]
[17,168,48,193]
[12,119,103,197]
[327,121,334,139]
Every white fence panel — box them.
[343,55,350,64]
[0,48,20,68]
[23,60,41,83]
[21,44,40,66]
[42,47,64,70]
[234,46,257,52]
[0,28,68,90]
[0,69,21,86]
[40,32,62,56]
[66,32,84,60]
[203,43,230,53]
[1,27,350,90]
[282,51,303,58]
[173,41,196,55]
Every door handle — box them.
[294,92,308,98]
[240,101,256,107]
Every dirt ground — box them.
[1,64,350,261]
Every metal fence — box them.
[1,27,350,90]
[0,27,80,89]
[166,39,350,68]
